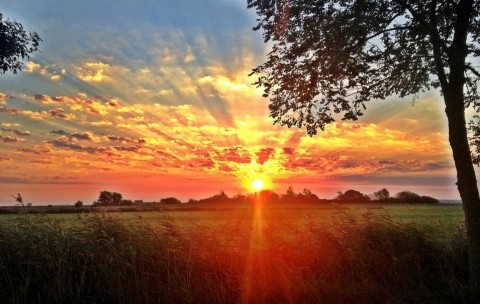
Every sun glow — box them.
[252,179,265,191]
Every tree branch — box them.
[428,0,449,89]
[393,0,429,28]
[467,65,480,78]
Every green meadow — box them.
[0,203,469,304]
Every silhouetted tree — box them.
[258,189,280,203]
[303,188,313,197]
[281,186,298,203]
[374,188,390,200]
[98,191,112,205]
[187,198,199,204]
[160,197,182,205]
[0,13,41,74]
[336,189,370,203]
[247,1,480,297]
[395,191,439,204]
[74,201,83,208]
[97,191,123,205]
[111,192,123,205]
[120,199,133,206]
[301,188,322,203]
[420,195,440,205]
[396,191,421,203]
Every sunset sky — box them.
[0,0,469,205]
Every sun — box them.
[252,179,265,191]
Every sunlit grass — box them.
[0,204,468,303]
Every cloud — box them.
[283,148,295,155]
[218,164,234,172]
[50,130,70,136]
[0,92,8,104]
[5,106,76,121]
[48,108,76,120]
[33,94,113,116]
[106,135,145,145]
[17,148,52,154]
[256,148,275,165]
[70,131,99,142]
[0,136,25,143]
[1,123,19,127]
[25,61,42,73]
[76,61,129,82]
[50,130,100,142]
[25,61,65,80]
[76,62,109,82]
[48,138,84,150]
[34,95,69,104]
[0,155,11,161]
[0,106,20,114]
[1,128,31,136]
[217,146,251,164]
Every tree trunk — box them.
[444,87,480,303]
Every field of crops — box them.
[0,203,469,304]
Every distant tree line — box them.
[88,187,439,208]
[182,187,439,205]
[335,188,439,204]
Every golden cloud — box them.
[0,92,7,105]
[76,62,110,82]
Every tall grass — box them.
[0,212,469,304]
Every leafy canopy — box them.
[247,0,480,135]
[0,13,41,74]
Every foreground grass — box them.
[0,208,469,304]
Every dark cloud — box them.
[373,159,452,174]
[218,164,234,172]
[48,139,83,150]
[34,94,50,102]
[105,99,120,107]
[188,152,216,170]
[52,96,68,103]
[0,136,25,143]
[217,146,251,164]
[51,130,70,135]
[47,137,136,156]
[0,176,89,184]
[17,148,51,154]
[336,174,456,186]
[114,146,138,152]
[283,147,295,155]
[156,150,178,159]
[283,158,319,171]
[0,106,20,114]
[70,132,95,141]
[31,159,55,165]
[256,148,274,165]
[1,128,31,136]
[48,108,71,119]
[0,177,31,183]
[106,135,145,145]
[51,130,97,142]
[286,132,303,147]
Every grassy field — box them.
[0,203,469,304]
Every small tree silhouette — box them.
[8,193,25,213]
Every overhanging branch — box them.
[467,65,480,78]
